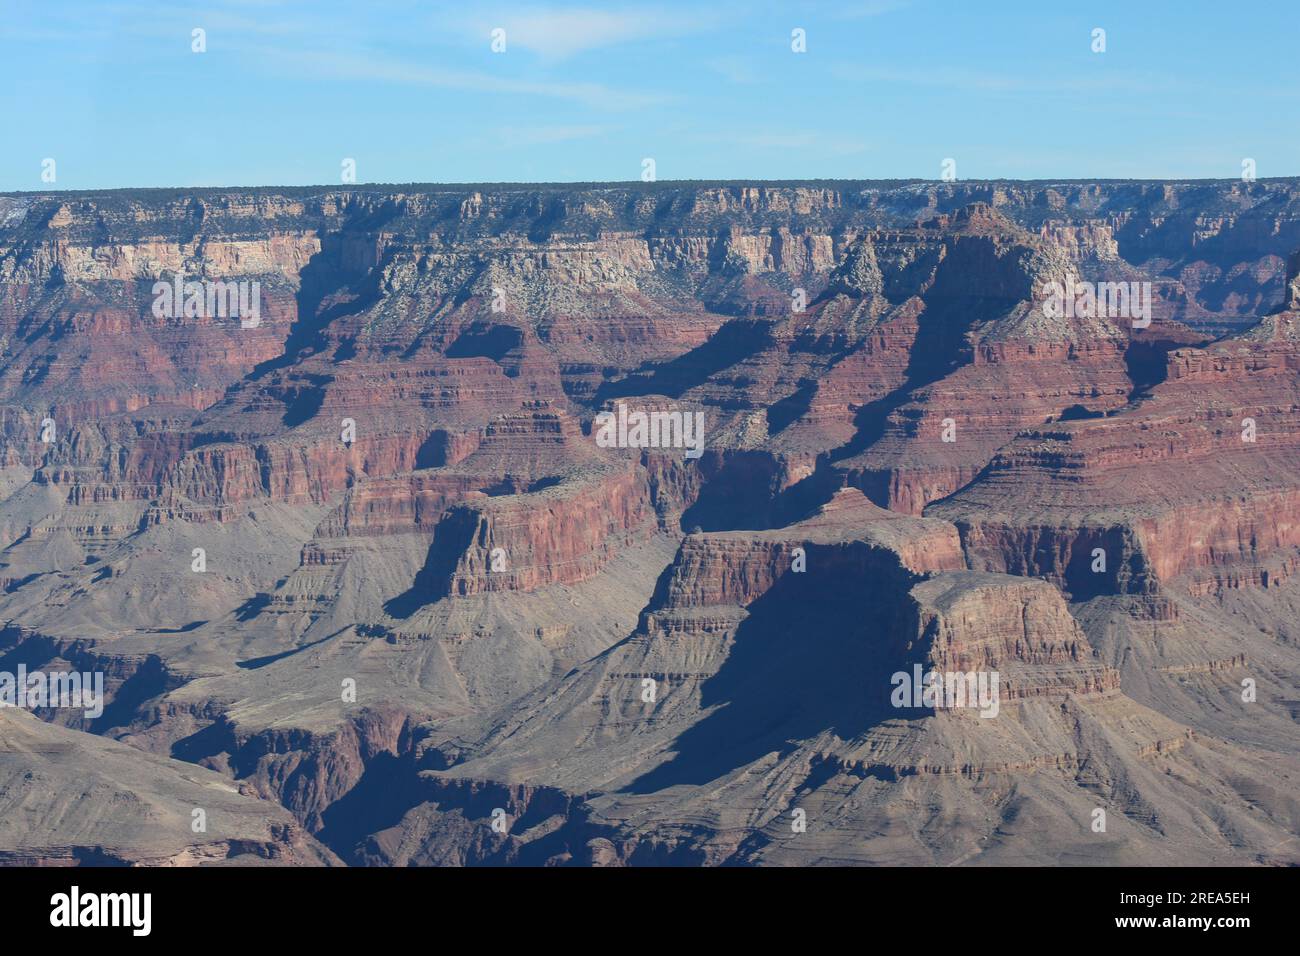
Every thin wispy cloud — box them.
[696,129,869,155]
[462,6,718,61]
[496,125,613,146]
[831,63,1181,95]
[828,0,911,19]
[706,56,760,85]
[265,48,669,111]
[2,0,1293,188]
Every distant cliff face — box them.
[0,181,1298,867]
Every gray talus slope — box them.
[0,708,337,865]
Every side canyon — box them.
[0,180,1296,865]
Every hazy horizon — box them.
[7,174,1300,198]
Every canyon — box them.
[0,180,1296,865]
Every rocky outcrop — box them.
[0,709,337,865]
[909,572,1120,701]
[932,284,1300,594]
[1,181,1299,867]
[436,464,656,596]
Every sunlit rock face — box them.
[0,180,1298,866]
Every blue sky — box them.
[2,0,1296,190]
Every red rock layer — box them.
[932,309,1300,593]
[440,463,656,595]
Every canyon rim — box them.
[0,179,1297,871]
[3,7,1298,939]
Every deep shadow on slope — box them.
[594,319,773,402]
[624,544,920,793]
[679,453,846,533]
[829,293,1013,462]
[241,203,401,428]
[383,510,478,618]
